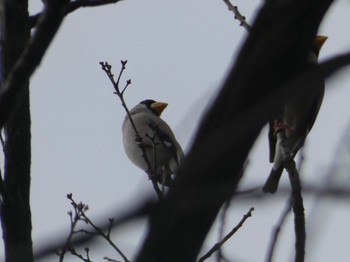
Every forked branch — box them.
[99,61,163,199]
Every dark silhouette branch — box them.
[265,148,306,262]
[0,0,69,129]
[29,0,123,28]
[1,0,35,261]
[135,49,350,262]
[275,130,305,262]
[27,1,350,260]
[288,170,305,262]
[33,183,350,260]
[135,1,340,261]
[0,0,125,129]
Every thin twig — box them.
[35,197,156,260]
[276,131,305,262]
[67,194,130,262]
[99,61,163,200]
[265,146,306,262]
[289,170,305,262]
[80,211,129,261]
[198,207,254,262]
[34,183,350,261]
[58,194,87,262]
[107,218,114,238]
[69,247,93,262]
[222,0,251,32]
[121,80,131,96]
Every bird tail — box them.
[262,166,284,194]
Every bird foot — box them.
[273,122,294,136]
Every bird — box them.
[263,36,328,194]
[122,99,184,187]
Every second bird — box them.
[263,36,328,194]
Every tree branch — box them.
[0,0,69,129]
[135,1,339,261]
[222,0,251,31]
[34,198,156,260]
[65,194,130,262]
[275,130,305,262]
[29,0,123,28]
[99,61,163,199]
[33,183,350,261]
[198,207,254,262]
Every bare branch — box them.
[276,131,305,262]
[198,207,254,262]
[80,210,129,262]
[57,194,88,262]
[64,194,130,262]
[265,147,306,262]
[100,61,163,199]
[136,1,341,258]
[222,0,251,32]
[0,0,69,128]
[33,181,350,261]
[34,197,155,260]
[69,247,93,262]
[30,0,123,28]
[64,0,123,13]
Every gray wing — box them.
[148,120,184,164]
[305,86,324,133]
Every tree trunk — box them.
[0,0,33,261]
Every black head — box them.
[141,99,156,107]
[140,99,158,115]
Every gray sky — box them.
[3,0,350,261]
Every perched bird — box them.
[122,99,184,186]
[263,36,328,194]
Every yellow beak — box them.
[315,36,328,52]
[151,102,168,115]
